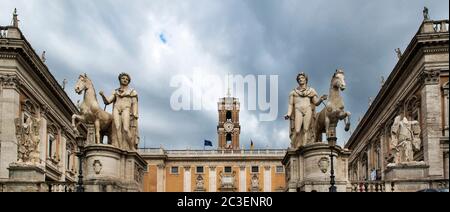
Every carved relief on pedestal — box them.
[93,160,102,175]
[318,157,330,174]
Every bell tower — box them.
[217,89,240,150]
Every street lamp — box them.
[327,135,337,192]
[75,136,85,192]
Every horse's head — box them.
[75,73,91,95]
[332,69,346,91]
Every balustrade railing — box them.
[47,182,76,192]
[432,20,449,33]
[350,181,395,192]
[138,148,286,156]
[0,26,8,38]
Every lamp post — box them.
[328,135,337,192]
[76,136,85,192]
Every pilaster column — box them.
[239,165,246,192]
[420,70,443,177]
[263,165,271,192]
[209,166,216,192]
[183,166,191,192]
[157,164,165,192]
[0,74,21,179]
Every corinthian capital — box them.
[0,74,21,90]
[419,70,440,85]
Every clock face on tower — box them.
[224,121,234,133]
[218,96,240,150]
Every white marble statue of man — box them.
[100,73,139,151]
[285,72,327,148]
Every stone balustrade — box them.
[0,26,8,38]
[350,179,449,192]
[47,182,76,192]
[432,20,449,33]
[350,181,394,192]
[139,148,286,157]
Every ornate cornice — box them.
[0,52,17,59]
[423,47,449,54]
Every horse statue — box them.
[72,74,118,147]
[314,69,351,142]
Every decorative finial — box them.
[12,8,19,28]
[227,72,231,97]
[423,7,430,20]
[395,48,402,59]
[41,51,46,63]
[380,76,385,87]
[369,97,373,106]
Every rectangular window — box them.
[48,134,54,158]
[171,166,179,174]
[276,166,284,173]
[196,166,204,174]
[251,166,259,173]
[67,151,71,170]
[224,166,232,173]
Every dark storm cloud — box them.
[1,0,448,149]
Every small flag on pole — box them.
[204,140,213,147]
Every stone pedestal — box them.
[83,144,147,192]
[194,188,206,192]
[283,143,351,192]
[5,163,46,192]
[384,162,430,192]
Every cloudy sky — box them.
[1,0,448,149]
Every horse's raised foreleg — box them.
[343,111,351,132]
[72,114,85,135]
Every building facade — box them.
[345,18,449,191]
[1,11,84,191]
[140,149,286,192]
[140,94,286,192]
